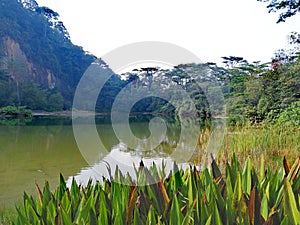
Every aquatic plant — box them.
[13,156,300,225]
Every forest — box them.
[0,0,299,127]
[0,0,96,110]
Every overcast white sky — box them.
[35,0,299,65]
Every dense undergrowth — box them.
[7,155,300,225]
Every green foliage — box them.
[276,100,300,127]
[0,80,64,111]
[46,91,64,112]
[257,0,300,23]
[0,0,96,109]
[0,117,33,126]
[0,207,16,225]
[1,0,298,119]
[119,55,299,125]
[96,74,126,113]
[221,124,300,170]
[224,54,300,125]
[12,156,300,225]
[120,64,221,118]
[19,82,47,110]
[0,106,32,117]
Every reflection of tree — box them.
[0,117,33,126]
[116,115,202,162]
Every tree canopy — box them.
[257,0,300,23]
[0,0,97,110]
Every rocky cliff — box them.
[0,0,99,110]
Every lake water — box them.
[0,115,211,208]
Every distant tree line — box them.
[116,35,299,125]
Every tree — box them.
[19,0,39,11]
[47,92,64,111]
[273,32,300,65]
[140,67,159,89]
[20,82,47,110]
[37,6,70,40]
[257,0,300,23]
[0,0,97,109]
[221,56,247,69]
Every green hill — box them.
[0,0,102,110]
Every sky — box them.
[35,0,299,66]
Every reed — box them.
[196,123,300,170]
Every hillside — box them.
[0,0,101,110]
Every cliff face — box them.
[1,36,57,89]
[0,0,98,109]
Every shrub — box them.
[0,106,32,117]
[276,100,300,127]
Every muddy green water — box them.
[0,115,203,208]
[0,117,85,207]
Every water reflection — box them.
[66,144,181,187]
[0,117,87,207]
[0,115,220,207]
[69,114,203,186]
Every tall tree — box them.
[257,0,300,23]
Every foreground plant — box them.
[13,155,300,225]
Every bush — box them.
[0,106,32,117]
[276,100,300,127]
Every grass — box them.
[197,123,300,170]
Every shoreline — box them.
[32,111,228,119]
[33,111,109,117]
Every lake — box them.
[0,115,213,208]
